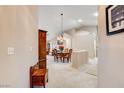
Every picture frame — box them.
[106,5,124,35]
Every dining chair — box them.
[52,49,56,61]
[64,48,69,53]
[54,49,62,62]
[63,49,72,63]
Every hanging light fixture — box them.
[57,12,65,52]
[57,13,64,41]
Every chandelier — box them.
[57,13,64,41]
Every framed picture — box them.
[106,5,124,35]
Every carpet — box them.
[46,55,97,88]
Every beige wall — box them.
[63,33,72,49]
[66,26,97,59]
[0,6,38,87]
[98,6,124,87]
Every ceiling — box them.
[38,5,98,40]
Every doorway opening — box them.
[38,5,98,88]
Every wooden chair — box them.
[64,48,69,53]
[52,49,54,56]
[54,49,62,62]
[52,49,57,61]
[30,65,47,88]
[52,49,56,61]
[46,48,50,55]
[63,49,72,62]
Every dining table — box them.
[57,52,70,62]
[57,52,70,55]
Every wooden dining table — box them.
[57,52,70,62]
[57,52,70,57]
[57,52,69,54]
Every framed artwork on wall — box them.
[106,5,124,35]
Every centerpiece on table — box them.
[59,45,64,52]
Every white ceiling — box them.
[38,5,98,40]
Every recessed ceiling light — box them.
[77,19,83,23]
[93,12,98,17]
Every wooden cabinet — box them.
[38,30,47,69]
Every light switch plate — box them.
[8,47,15,55]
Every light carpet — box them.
[46,55,97,88]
